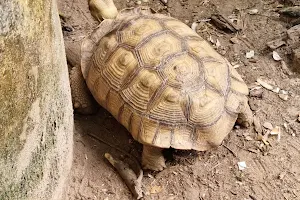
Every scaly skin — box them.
[89,0,118,20]
[142,145,166,171]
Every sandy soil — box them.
[58,0,300,199]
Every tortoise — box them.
[70,0,253,171]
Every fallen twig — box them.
[105,153,143,199]
[87,133,143,199]
[222,144,237,157]
[210,14,240,33]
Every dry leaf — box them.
[150,185,163,194]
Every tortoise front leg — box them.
[66,42,98,114]
[142,145,166,171]
[69,66,98,114]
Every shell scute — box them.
[137,33,182,67]
[118,18,163,47]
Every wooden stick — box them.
[105,153,143,199]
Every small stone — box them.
[292,48,300,71]
[135,0,141,5]
[287,24,300,41]
[263,122,273,130]
[230,37,240,44]
[238,161,247,170]
[160,0,168,5]
[278,172,286,179]
[249,98,260,111]
[253,116,262,134]
[250,88,263,98]
[245,136,254,141]
[272,51,282,61]
[279,93,289,101]
[281,61,293,76]
[267,39,286,50]
[246,50,255,59]
[286,106,299,119]
[248,9,259,15]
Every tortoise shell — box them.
[81,7,249,151]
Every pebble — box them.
[160,0,168,5]
[248,99,260,111]
[279,93,289,101]
[250,88,263,98]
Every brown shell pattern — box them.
[84,9,249,151]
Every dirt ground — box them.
[58,0,300,199]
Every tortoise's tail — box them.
[89,0,118,20]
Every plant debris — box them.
[210,14,240,32]
[256,78,280,93]
[105,153,143,199]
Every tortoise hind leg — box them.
[89,0,118,20]
[236,97,253,128]
[142,145,166,171]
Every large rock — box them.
[0,0,73,199]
